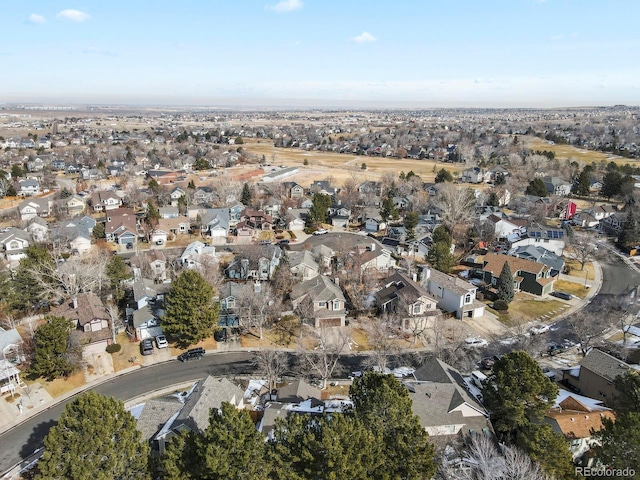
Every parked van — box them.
[471,370,487,389]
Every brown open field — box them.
[527,137,638,166]
[242,141,464,187]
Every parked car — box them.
[464,337,489,349]
[530,324,550,335]
[258,239,271,245]
[214,328,228,342]
[276,239,290,245]
[140,338,154,356]
[177,347,205,362]
[313,228,328,235]
[550,291,572,301]
[480,355,500,370]
[155,335,168,349]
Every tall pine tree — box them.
[162,270,219,347]
[37,392,151,480]
[496,260,515,303]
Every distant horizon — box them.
[1,94,638,111]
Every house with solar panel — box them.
[509,226,566,256]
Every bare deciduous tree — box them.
[431,183,475,243]
[298,326,350,389]
[252,349,288,391]
[437,434,549,480]
[565,309,609,357]
[565,233,599,272]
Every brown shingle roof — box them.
[482,252,548,276]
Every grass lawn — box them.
[490,295,567,325]
[564,260,596,281]
[553,279,590,299]
[111,333,145,371]
[40,370,86,398]
[349,327,372,351]
[527,137,626,164]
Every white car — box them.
[464,337,489,349]
[313,228,328,235]
[155,335,169,349]
[530,324,550,335]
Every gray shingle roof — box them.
[580,348,631,382]
[136,396,183,440]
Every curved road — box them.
[0,352,368,475]
[0,352,253,475]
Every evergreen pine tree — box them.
[30,315,77,381]
[163,270,219,346]
[37,392,151,480]
[496,260,515,303]
[241,183,252,206]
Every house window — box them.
[318,301,326,308]
[412,304,422,315]
[333,300,340,310]
[464,294,472,304]
[9,241,19,250]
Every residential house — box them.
[18,197,51,221]
[562,348,632,407]
[311,244,335,272]
[356,243,394,273]
[130,250,167,282]
[225,245,282,281]
[237,208,273,232]
[52,216,96,254]
[90,191,122,212]
[18,179,40,197]
[168,187,186,207]
[374,272,439,332]
[510,227,565,256]
[485,214,521,241]
[263,198,282,220]
[60,194,86,216]
[509,245,565,276]
[104,208,139,247]
[52,293,112,348]
[599,213,625,236]
[358,181,382,196]
[229,204,245,225]
[0,228,30,262]
[199,208,231,239]
[543,176,572,196]
[159,206,179,219]
[486,165,510,183]
[139,376,245,455]
[288,250,320,280]
[25,217,49,243]
[0,328,25,394]
[479,253,556,296]
[421,266,485,319]
[363,211,386,232]
[328,205,351,228]
[258,380,326,438]
[157,216,190,238]
[543,390,615,464]
[192,186,214,206]
[310,180,337,196]
[290,275,347,327]
[179,241,216,269]
[460,167,486,184]
[147,170,182,185]
[283,181,305,199]
[286,208,308,231]
[218,281,245,327]
[408,357,492,446]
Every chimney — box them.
[72,296,78,309]
[370,242,376,251]
[424,266,431,280]
[334,277,339,287]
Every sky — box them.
[1,0,639,108]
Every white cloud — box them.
[56,9,90,22]
[28,14,46,24]
[266,0,303,12]
[352,32,376,44]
